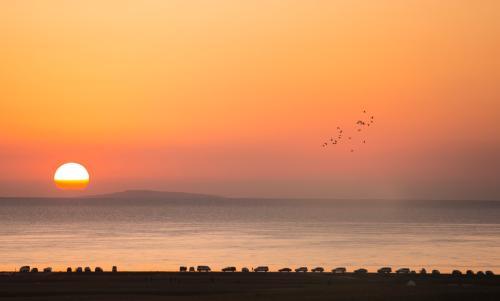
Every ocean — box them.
[1,197,499,273]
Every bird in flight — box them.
[321,109,375,153]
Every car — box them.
[279,267,292,272]
[241,267,249,272]
[19,266,30,273]
[76,267,83,273]
[311,267,324,273]
[451,270,462,276]
[84,267,91,273]
[189,267,195,272]
[419,268,427,275]
[197,265,211,272]
[66,267,72,273]
[179,266,187,272]
[332,267,346,274]
[431,269,440,276]
[466,270,474,277]
[477,271,485,277]
[354,268,368,274]
[396,268,410,274]
[95,267,103,273]
[254,266,269,272]
[31,268,38,273]
[295,267,308,273]
[222,266,236,272]
[112,266,118,273]
[485,270,495,276]
[377,267,392,274]
[43,267,52,273]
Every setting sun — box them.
[54,163,90,190]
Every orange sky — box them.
[0,1,499,199]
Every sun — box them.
[54,162,90,190]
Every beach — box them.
[1,272,499,301]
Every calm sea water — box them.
[1,197,499,272]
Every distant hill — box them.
[83,190,225,201]
[0,190,226,206]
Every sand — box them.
[1,272,499,300]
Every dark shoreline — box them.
[1,272,499,300]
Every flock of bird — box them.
[322,110,375,152]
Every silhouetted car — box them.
[31,268,38,273]
[377,267,392,274]
[332,267,346,274]
[84,267,91,273]
[354,268,368,274]
[295,267,308,273]
[197,265,211,272]
[254,266,269,272]
[431,269,440,276]
[485,270,495,276]
[419,268,427,275]
[76,267,83,273]
[396,268,410,274]
[179,266,187,272]
[19,266,30,273]
[311,267,324,273]
[466,270,474,277]
[222,266,236,272]
[451,270,462,276]
[279,267,292,272]
[189,267,195,272]
[241,267,249,272]
[95,267,103,273]
[112,266,118,273]
[43,267,52,273]
[66,267,72,273]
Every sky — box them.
[0,0,499,199]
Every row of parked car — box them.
[375,267,495,277]
[19,266,118,273]
[18,265,495,276]
[180,266,320,273]
[180,265,496,276]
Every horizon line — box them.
[0,189,499,202]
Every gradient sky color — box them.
[1,1,499,199]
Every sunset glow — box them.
[0,1,498,199]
